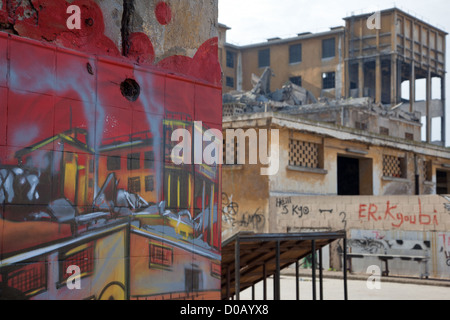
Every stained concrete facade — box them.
[344,9,447,145]
[219,7,447,146]
[219,25,345,101]
[1,0,219,64]
[222,113,450,277]
[222,113,450,236]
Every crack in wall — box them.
[121,0,134,57]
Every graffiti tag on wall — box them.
[358,200,439,228]
[222,193,265,232]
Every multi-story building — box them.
[219,7,447,145]
[220,8,450,279]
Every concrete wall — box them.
[270,194,450,279]
[238,31,345,100]
[268,125,449,197]
[0,0,222,300]
[0,0,220,84]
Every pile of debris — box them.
[223,68,317,114]
[223,67,421,125]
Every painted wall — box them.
[0,0,222,300]
[270,194,450,279]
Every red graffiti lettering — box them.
[368,204,378,221]
[384,201,397,220]
[392,213,404,228]
[359,204,367,219]
[358,199,439,228]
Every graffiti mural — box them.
[0,2,222,300]
[349,230,450,279]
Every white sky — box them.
[218,0,449,144]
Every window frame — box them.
[322,38,336,59]
[258,48,271,68]
[226,50,235,68]
[289,43,302,64]
[322,72,336,90]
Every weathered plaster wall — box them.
[239,31,345,99]
[270,194,450,278]
[0,0,220,85]
[222,165,269,241]
[130,0,218,61]
[268,126,441,197]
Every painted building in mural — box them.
[0,0,222,300]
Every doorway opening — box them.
[337,156,373,195]
[436,170,449,194]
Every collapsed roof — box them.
[223,67,421,125]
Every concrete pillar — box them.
[358,59,364,98]
[410,62,416,113]
[442,75,447,145]
[130,0,219,62]
[375,56,382,104]
[426,69,432,143]
[390,55,398,105]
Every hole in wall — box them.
[120,78,140,102]
[86,63,94,75]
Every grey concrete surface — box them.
[238,270,450,300]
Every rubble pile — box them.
[223,67,421,124]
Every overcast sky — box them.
[218,0,449,144]
[218,0,448,45]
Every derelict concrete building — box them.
[219,7,447,146]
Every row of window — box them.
[226,38,336,70]
[107,151,155,171]
[225,38,336,90]
[288,138,434,182]
[258,38,335,68]
[226,73,335,90]
[128,175,155,194]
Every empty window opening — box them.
[401,80,411,101]
[432,117,442,143]
[380,127,390,136]
[289,76,302,87]
[322,38,335,59]
[258,49,270,68]
[436,170,449,195]
[289,44,302,64]
[432,77,442,100]
[226,76,235,88]
[322,72,335,89]
[421,116,427,142]
[226,51,235,68]
[338,157,359,195]
[338,156,373,196]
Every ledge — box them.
[287,165,328,175]
[382,176,410,183]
